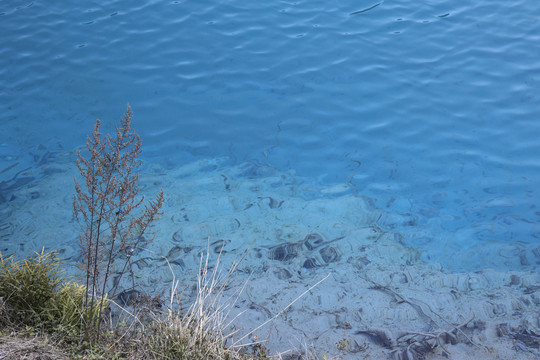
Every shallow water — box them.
[2,2,540,358]
[1,1,539,268]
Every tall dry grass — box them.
[140,243,328,359]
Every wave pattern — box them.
[0,0,539,270]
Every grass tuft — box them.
[146,245,250,359]
[0,247,321,359]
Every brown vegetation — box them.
[0,336,69,360]
[73,105,164,338]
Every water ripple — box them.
[0,0,539,270]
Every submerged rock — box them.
[268,243,300,261]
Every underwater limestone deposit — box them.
[1,155,539,359]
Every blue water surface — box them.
[1,0,539,271]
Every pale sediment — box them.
[1,156,538,359]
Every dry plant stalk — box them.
[73,105,164,337]
[170,245,247,342]
[146,244,328,359]
[147,244,250,359]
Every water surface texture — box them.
[3,1,540,357]
[1,1,539,267]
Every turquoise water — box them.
[1,0,540,272]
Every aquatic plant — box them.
[73,105,164,339]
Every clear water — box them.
[1,0,539,274]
